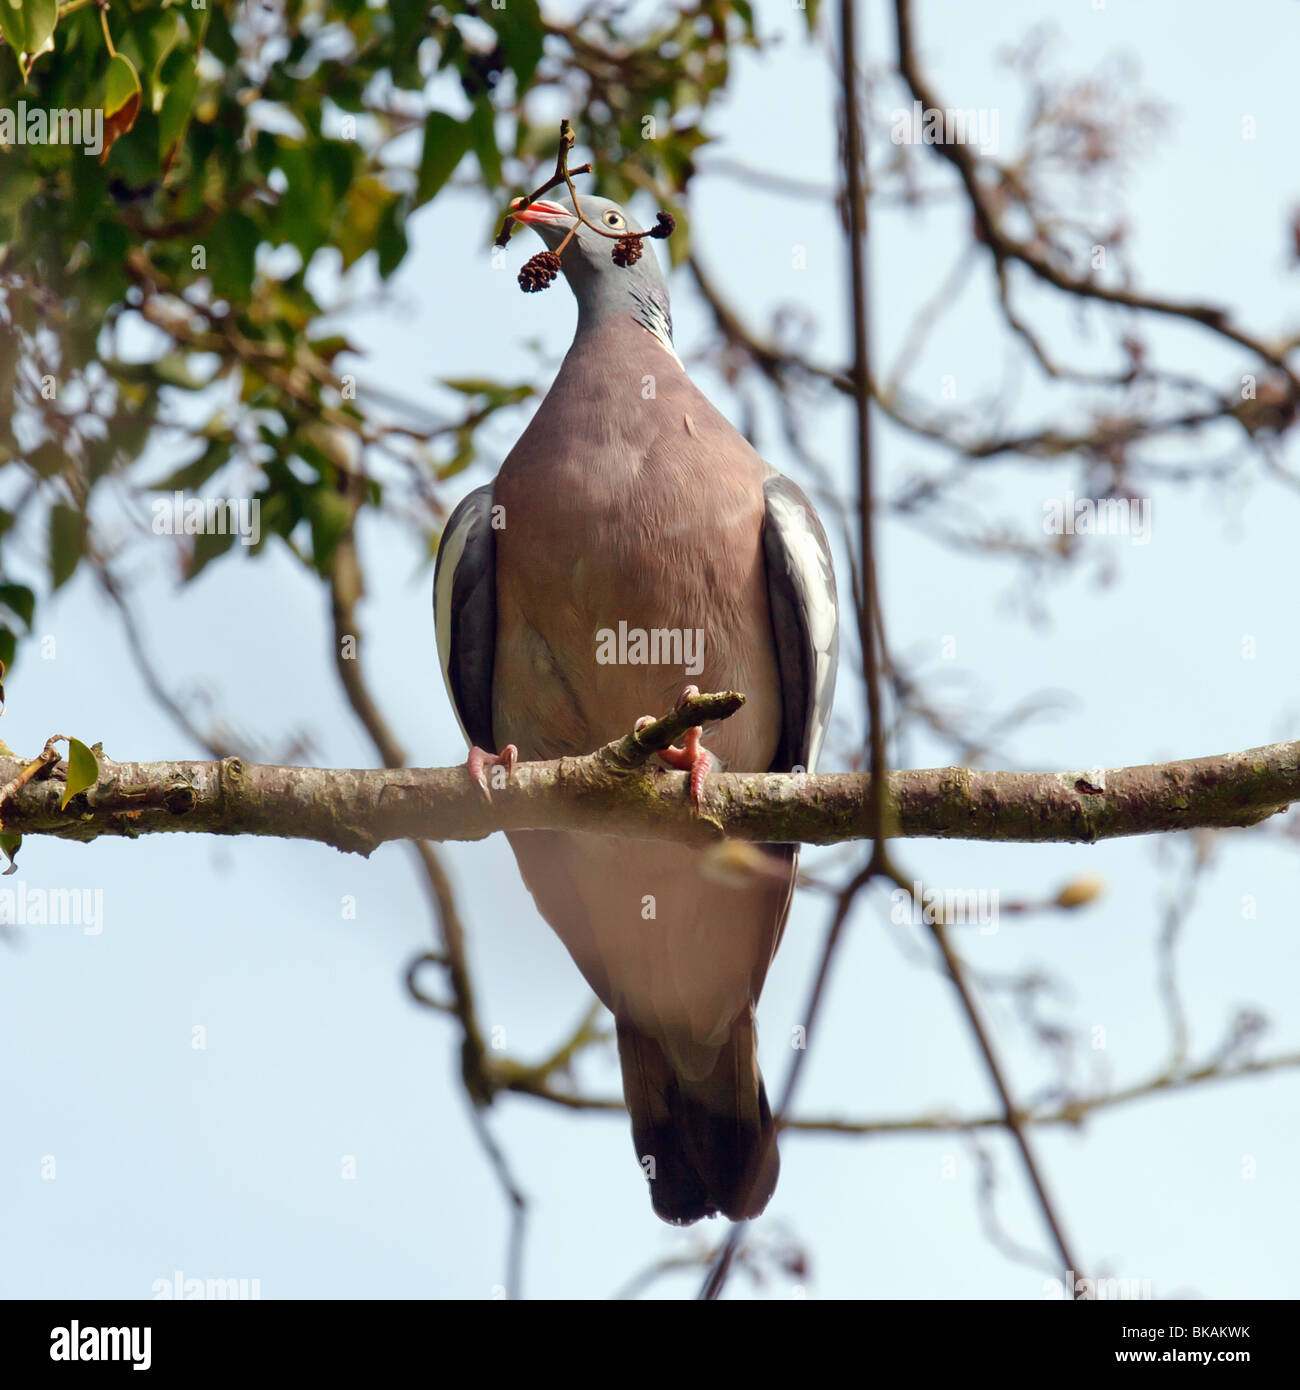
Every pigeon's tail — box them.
[617,1009,779,1225]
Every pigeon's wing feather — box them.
[433,481,497,752]
[762,473,839,773]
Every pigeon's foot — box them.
[656,688,714,812]
[466,744,518,801]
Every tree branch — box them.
[892,0,1300,395]
[2,713,1296,853]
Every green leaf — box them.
[105,51,141,112]
[207,209,260,301]
[376,194,408,279]
[441,378,534,410]
[442,377,529,395]
[186,524,237,582]
[304,487,351,576]
[319,139,356,203]
[468,99,501,186]
[438,428,476,480]
[101,54,143,163]
[336,176,394,270]
[489,0,544,91]
[158,59,200,160]
[658,199,690,268]
[179,3,211,47]
[0,832,21,876]
[61,737,99,810]
[415,112,472,209]
[204,3,236,63]
[0,169,41,217]
[390,0,427,78]
[127,5,185,90]
[0,582,35,629]
[49,503,84,591]
[275,142,335,261]
[26,440,65,478]
[151,439,233,494]
[307,334,355,362]
[0,0,57,80]
[442,379,500,395]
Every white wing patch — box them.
[766,486,838,771]
[434,502,478,747]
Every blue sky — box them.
[2,0,1297,1299]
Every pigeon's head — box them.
[508,193,674,348]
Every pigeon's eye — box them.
[603,210,625,229]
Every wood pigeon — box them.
[434,192,838,1224]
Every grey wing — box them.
[433,482,497,752]
[762,473,839,772]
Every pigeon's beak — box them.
[507,197,573,228]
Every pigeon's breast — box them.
[491,357,781,770]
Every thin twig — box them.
[892,0,1300,396]
[327,509,525,1295]
[702,0,888,1299]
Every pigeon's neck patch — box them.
[630,286,679,362]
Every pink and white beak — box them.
[507,197,573,229]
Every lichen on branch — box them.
[0,691,1295,858]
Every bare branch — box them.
[2,721,1295,852]
[892,0,1300,394]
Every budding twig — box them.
[495,119,676,292]
[493,119,592,246]
[0,736,64,830]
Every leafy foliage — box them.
[0,0,764,670]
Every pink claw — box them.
[658,725,714,812]
[466,744,518,801]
